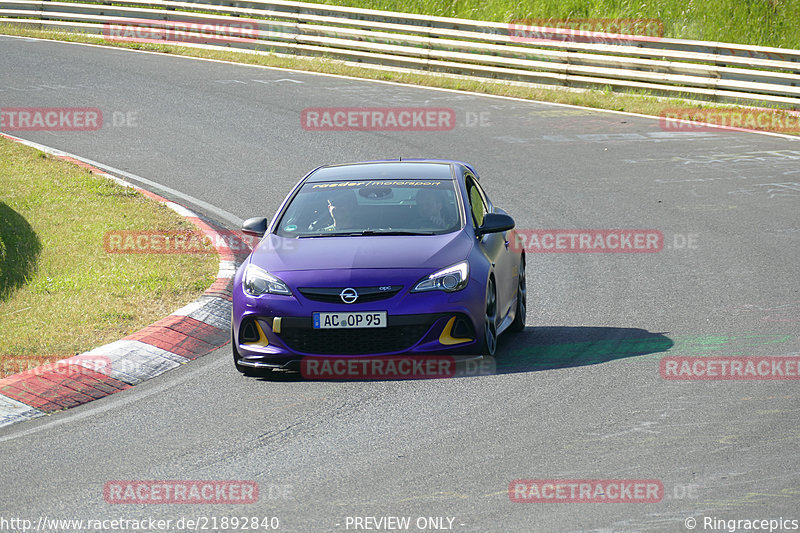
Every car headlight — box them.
[243,264,292,296]
[412,261,469,293]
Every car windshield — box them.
[275,179,462,237]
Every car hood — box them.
[250,231,473,273]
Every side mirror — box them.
[475,213,515,237]
[241,216,268,237]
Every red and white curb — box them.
[0,133,248,429]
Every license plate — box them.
[313,311,387,329]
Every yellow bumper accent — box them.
[243,320,269,347]
[439,316,473,346]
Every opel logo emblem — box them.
[340,287,358,304]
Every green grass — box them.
[306,0,800,50]
[0,136,218,373]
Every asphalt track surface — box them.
[1,35,799,532]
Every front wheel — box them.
[479,277,498,356]
[509,255,526,333]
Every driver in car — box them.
[325,191,360,231]
[415,189,448,228]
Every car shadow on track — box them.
[245,326,672,382]
[494,326,673,374]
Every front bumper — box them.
[234,311,480,367]
[232,265,488,365]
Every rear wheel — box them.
[509,255,526,333]
[480,277,498,356]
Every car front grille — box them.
[298,286,403,304]
[279,324,430,355]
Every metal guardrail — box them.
[1,0,799,108]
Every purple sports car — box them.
[232,160,525,374]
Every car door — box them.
[464,173,516,320]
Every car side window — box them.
[465,175,488,228]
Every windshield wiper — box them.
[296,233,357,238]
[296,230,436,238]
[358,230,436,236]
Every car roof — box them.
[304,160,475,183]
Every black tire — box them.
[509,255,526,333]
[479,277,498,356]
